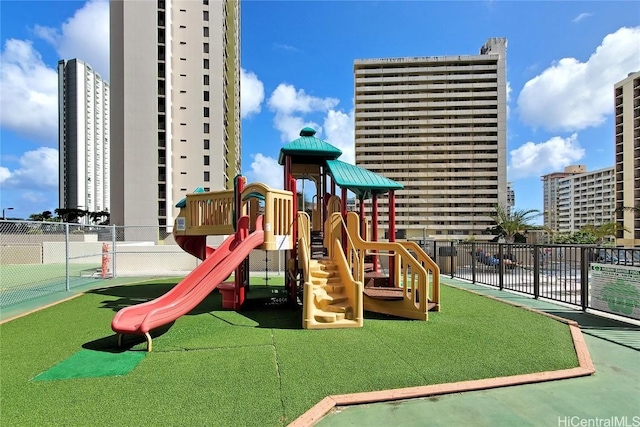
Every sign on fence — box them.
[590,263,640,320]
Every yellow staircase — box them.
[309,259,354,323]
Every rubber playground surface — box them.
[0,276,638,426]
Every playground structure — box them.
[111,127,440,350]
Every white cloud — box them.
[267,83,342,142]
[268,83,339,115]
[508,134,585,179]
[0,0,110,143]
[1,147,58,190]
[240,68,264,119]
[246,153,283,190]
[0,39,58,142]
[517,27,640,132]
[323,110,355,164]
[273,115,322,142]
[273,43,300,52]
[572,12,592,23]
[34,0,109,79]
[0,166,11,184]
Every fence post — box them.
[471,242,476,284]
[65,223,70,292]
[580,247,589,311]
[449,241,455,278]
[533,245,540,299]
[498,244,504,291]
[111,224,117,277]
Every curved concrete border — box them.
[289,285,595,427]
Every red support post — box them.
[341,187,347,253]
[359,196,365,240]
[234,175,246,309]
[388,191,396,286]
[372,193,379,273]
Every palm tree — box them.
[489,204,541,243]
[580,222,627,245]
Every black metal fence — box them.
[421,240,640,320]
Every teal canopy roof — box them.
[175,187,205,208]
[326,159,403,198]
[278,127,342,165]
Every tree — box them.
[28,211,54,222]
[54,208,88,223]
[580,222,627,245]
[489,204,541,243]
[553,230,596,244]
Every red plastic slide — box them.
[111,215,263,350]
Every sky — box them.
[1,0,639,221]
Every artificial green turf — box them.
[33,349,146,381]
[0,280,579,426]
[0,263,100,289]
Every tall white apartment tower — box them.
[110,0,241,234]
[354,38,508,240]
[556,167,616,233]
[614,71,640,246]
[541,164,586,232]
[58,58,110,215]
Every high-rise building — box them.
[614,71,640,246]
[354,38,508,240]
[556,167,615,233]
[58,58,110,215]
[541,165,586,232]
[109,0,240,233]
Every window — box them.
[180,155,187,159]
[203,27,209,37]
[204,155,210,165]
[204,171,210,182]
[203,59,209,69]
[203,10,209,21]
[203,75,209,85]
[204,123,209,133]
[204,91,209,101]
[203,43,209,53]
[204,107,209,117]
[204,139,210,149]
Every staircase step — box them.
[314,310,346,323]
[324,284,344,294]
[315,292,348,306]
[311,269,336,279]
[324,301,352,314]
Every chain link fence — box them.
[0,220,284,310]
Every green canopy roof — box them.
[278,127,342,165]
[326,159,403,198]
[175,187,205,208]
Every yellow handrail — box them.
[398,241,440,310]
[325,212,361,283]
[344,212,430,313]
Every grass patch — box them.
[0,280,578,426]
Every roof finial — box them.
[300,127,316,137]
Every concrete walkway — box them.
[316,278,640,427]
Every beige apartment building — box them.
[109,0,240,235]
[614,71,640,246]
[354,38,508,240]
[556,167,616,233]
[541,165,586,232]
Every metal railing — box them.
[422,240,640,321]
[0,219,285,310]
